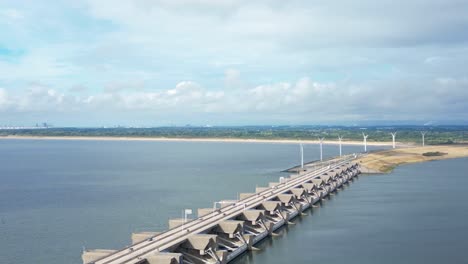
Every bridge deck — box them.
[89,155,359,264]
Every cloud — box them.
[1,75,467,125]
[424,56,446,65]
[0,88,10,110]
[0,47,76,81]
[1,1,468,125]
[224,68,243,89]
[69,84,88,93]
[16,85,65,112]
[103,80,146,93]
[84,0,468,49]
[0,8,24,22]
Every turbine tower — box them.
[319,137,325,161]
[362,133,369,153]
[391,132,397,149]
[300,143,304,169]
[421,131,427,147]
[338,136,343,157]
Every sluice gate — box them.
[83,155,361,264]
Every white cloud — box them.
[2,74,467,125]
[0,47,76,81]
[84,0,468,50]
[424,56,445,65]
[0,8,24,24]
[224,69,243,89]
[1,1,468,125]
[0,88,9,110]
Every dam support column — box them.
[175,234,226,264]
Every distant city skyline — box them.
[1,1,468,126]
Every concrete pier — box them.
[83,155,361,264]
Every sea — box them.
[0,139,466,264]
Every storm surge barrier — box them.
[83,155,361,264]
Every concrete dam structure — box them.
[83,155,361,264]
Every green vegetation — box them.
[1,125,467,145]
[422,152,447,157]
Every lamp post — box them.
[319,138,324,161]
[213,201,246,212]
[300,143,304,169]
[182,209,192,231]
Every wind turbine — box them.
[319,137,324,161]
[300,143,304,169]
[391,132,397,149]
[421,131,427,147]
[362,133,369,153]
[338,136,343,157]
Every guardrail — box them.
[88,154,359,264]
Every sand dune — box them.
[359,145,468,173]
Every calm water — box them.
[1,140,466,264]
[233,157,468,264]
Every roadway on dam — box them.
[89,155,357,264]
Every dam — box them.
[82,154,362,264]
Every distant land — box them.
[358,145,468,173]
[1,125,467,145]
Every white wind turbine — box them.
[421,131,427,147]
[391,132,397,149]
[338,136,343,157]
[362,133,369,152]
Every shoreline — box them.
[0,135,398,146]
[358,145,468,173]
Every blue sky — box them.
[1,0,467,127]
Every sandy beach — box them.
[358,145,468,173]
[0,135,397,146]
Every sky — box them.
[1,0,468,127]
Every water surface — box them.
[233,158,468,264]
[4,140,464,264]
[0,139,372,264]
